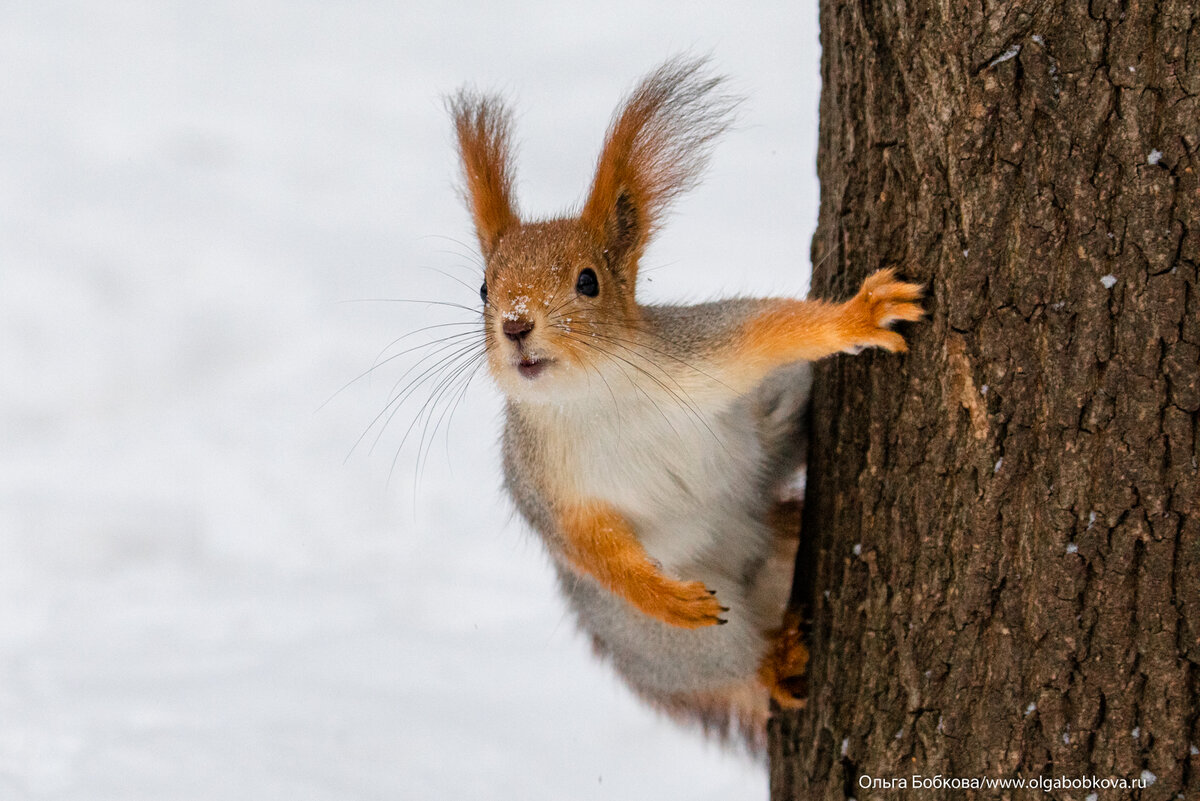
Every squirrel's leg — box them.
[729,269,923,386]
[558,501,727,629]
[758,610,810,709]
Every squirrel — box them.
[447,57,923,752]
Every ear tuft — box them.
[581,56,738,283]
[448,90,521,257]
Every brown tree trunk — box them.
[769,1,1199,798]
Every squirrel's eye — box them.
[575,268,599,297]
[480,281,488,304]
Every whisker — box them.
[430,250,485,272]
[437,357,487,468]
[581,344,628,440]
[419,264,487,296]
[391,349,486,486]
[557,329,727,452]
[542,286,580,321]
[419,234,487,266]
[371,321,479,367]
[348,337,482,461]
[337,297,482,315]
[578,321,733,391]
[559,326,701,413]
[556,331,687,442]
[373,339,484,454]
[410,351,487,491]
[320,325,480,412]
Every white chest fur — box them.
[531,381,766,572]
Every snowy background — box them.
[0,3,818,799]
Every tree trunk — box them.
[769,1,1199,798]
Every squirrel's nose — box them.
[502,318,534,342]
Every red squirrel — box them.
[448,57,923,750]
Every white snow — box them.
[1148,149,1163,165]
[1101,274,1118,289]
[1132,726,1141,738]
[1141,769,1157,785]
[1066,543,1079,554]
[1025,703,1037,716]
[0,2,820,799]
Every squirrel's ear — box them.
[449,90,520,258]
[581,57,736,286]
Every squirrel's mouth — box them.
[516,356,549,379]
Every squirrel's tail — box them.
[630,677,772,757]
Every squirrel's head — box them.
[449,57,735,402]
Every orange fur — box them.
[448,57,928,752]
[580,58,737,283]
[557,502,726,628]
[727,269,924,389]
[757,612,809,710]
[449,91,520,256]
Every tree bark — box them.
[769,1,1199,798]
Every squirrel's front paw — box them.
[845,268,924,353]
[634,577,727,629]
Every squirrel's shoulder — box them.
[640,297,772,354]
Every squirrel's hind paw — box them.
[760,612,810,710]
